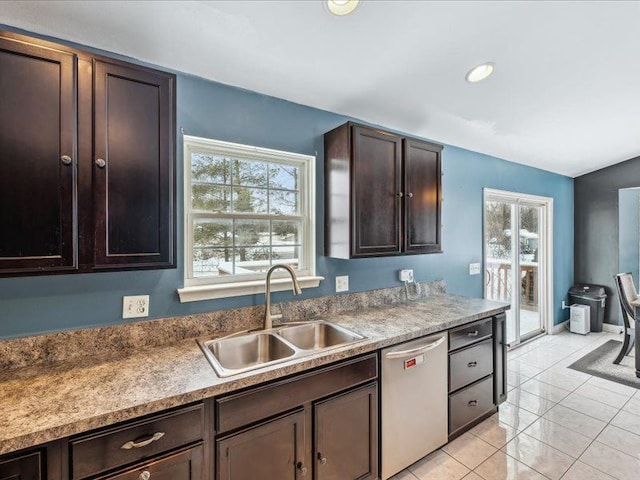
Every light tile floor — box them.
[390,330,640,480]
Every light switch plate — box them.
[469,263,481,275]
[335,275,349,293]
[123,295,150,319]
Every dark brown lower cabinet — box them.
[98,446,203,480]
[216,410,306,480]
[214,354,379,480]
[0,450,43,479]
[314,384,378,480]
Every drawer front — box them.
[449,377,494,436]
[71,404,204,479]
[449,339,493,392]
[449,318,492,351]
[0,450,43,479]
[97,445,203,480]
[216,353,378,434]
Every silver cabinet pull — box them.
[407,192,413,198]
[467,330,479,337]
[139,471,151,480]
[296,462,307,476]
[467,361,478,368]
[121,431,165,450]
[468,400,478,407]
[318,452,327,465]
[61,155,72,165]
[95,158,106,168]
[397,192,404,197]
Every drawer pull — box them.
[467,330,479,337]
[468,361,478,368]
[468,400,478,407]
[121,432,165,450]
[139,472,151,480]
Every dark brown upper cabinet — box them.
[0,36,78,274]
[93,59,175,269]
[324,122,442,259]
[0,31,176,277]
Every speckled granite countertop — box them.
[0,293,508,455]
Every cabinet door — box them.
[352,126,402,257]
[93,59,175,269]
[314,383,378,480]
[216,410,307,480]
[403,138,442,253]
[99,446,202,480]
[0,36,77,274]
[0,450,43,479]
[493,313,507,405]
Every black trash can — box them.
[568,284,607,332]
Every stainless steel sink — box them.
[199,321,365,377]
[277,321,364,350]
[200,332,296,377]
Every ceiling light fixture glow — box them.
[465,62,495,83]
[326,0,360,16]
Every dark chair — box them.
[613,273,637,364]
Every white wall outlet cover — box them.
[335,275,349,293]
[399,269,414,282]
[123,295,150,319]
[469,263,481,275]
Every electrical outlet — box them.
[336,275,349,293]
[469,263,481,275]
[399,269,414,282]
[123,295,150,319]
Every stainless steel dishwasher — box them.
[381,332,448,479]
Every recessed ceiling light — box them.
[326,0,360,16]
[465,62,495,83]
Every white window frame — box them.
[177,135,323,302]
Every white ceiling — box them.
[2,0,640,177]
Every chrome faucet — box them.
[264,264,302,330]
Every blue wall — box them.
[0,28,574,338]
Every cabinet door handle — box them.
[467,361,478,368]
[397,192,404,197]
[95,158,106,168]
[296,462,307,476]
[407,192,413,198]
[318,452,327,465]
[61,155,73,166]
[467,330,479,337]
[139,471,151,480]
[121,431,165,449]
[468,400,478,407]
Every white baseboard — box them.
[551,320,569,334]
[602,323,624,334]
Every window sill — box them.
[177,276,324,303]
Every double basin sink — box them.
[199,321,365,377]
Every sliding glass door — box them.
[484,190,551,346]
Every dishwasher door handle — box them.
[385,336,446,359]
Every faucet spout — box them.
[264,264,302,330]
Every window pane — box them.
[233,159,267,187]
[235,247,271,273]
[232,187,268,214]
[269,189,298,215]
[193,247,232,277]
[193,218,232,247]
[272,220,301,245]
[191,154,230,184]
[269,164,299,190]
[234,219,270,247]
[272,246,300,268]
[192,184,231,212]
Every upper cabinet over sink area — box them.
[324,122,443,259]
[0,31,176,277]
